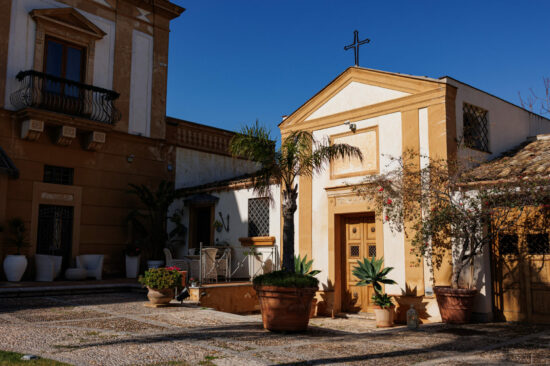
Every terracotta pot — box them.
[255,285,318,332]
[146,287,175,306]
[309,298,318,318]
[434,286,478,324]
[373,305,395,327]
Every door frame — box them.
[326,187,385,314]
[188,203,215,249]
[30,182,82,261]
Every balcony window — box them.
[44,38,85,97]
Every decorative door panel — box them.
[343,215,379,313]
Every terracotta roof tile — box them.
[463,134,550,182]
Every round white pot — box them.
[3,255,28,282]
[146,260,164,269]
[125,255,140,278]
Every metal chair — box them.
[201,247,218,283]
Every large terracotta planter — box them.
[434,286,477,324]
[146,287,175,306]
[255,285,317,332]
[373,305,395,327]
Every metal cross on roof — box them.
[344,30,370,66]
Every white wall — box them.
[444,78,550,160]
[311,112,405,293]
[175,147,259,189]
[4,0,116,108]
[177,185,281,279]
[128,30,153,137]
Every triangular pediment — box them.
[280,67,444,131]
[30,8,106,39]
[305,81,410,121]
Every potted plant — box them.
[353,256,397,327]
[231,122,361,331]
[213,220,223,233]
[2,218,29,282]
[127,181,186,269]
[294,254,321,318]
[124,243,141,278]
[357,150,550,323]
[138,267,182,306]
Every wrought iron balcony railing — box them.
[10,70,121,125]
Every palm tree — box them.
[230,122,363,272]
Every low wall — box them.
[189,282,259,314]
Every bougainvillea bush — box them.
[138,267,182,290]
[356,150,550,289]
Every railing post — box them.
[199,242,203,286]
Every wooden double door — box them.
[342,215,380,313]
[493,231,550,323]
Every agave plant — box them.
[353,256,396,307]
[294,255,321,277]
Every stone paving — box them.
[0,292,549,365]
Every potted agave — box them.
[294,255,321,318]
[2,218,30,282]
[138,267,181,306]
[353,256,397,327]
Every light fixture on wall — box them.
[344,120,356,133]
[127,154,135,163]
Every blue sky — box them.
[166,1,550,137]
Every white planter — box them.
[125,255,140,278]
[147,260,164,269]
[3,255,28,282]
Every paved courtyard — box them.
[0,292,549,366]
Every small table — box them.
[65,267,87,281]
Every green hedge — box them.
[253,270,319,288]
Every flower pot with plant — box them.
[124,244,141,278]
[353,256,397,327]
[126,181,187,269]
[294,254,321,318]
[2,218,30,282]
[230,122,362,332]
[139,267,182,306]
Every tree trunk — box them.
[282,185,298,272]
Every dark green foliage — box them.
[138,268,182,290]
[294,254,321,277]
[352,256,396,293]
[126,181,186,260]
[253,270,319,288]
[371,293,393,309]
[5,218,29,255]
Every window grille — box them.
[499,234,518,255]
[350,245,360,257]
[463,103,489,152]
[44,165,74,185]
[248,198,270,237]
[526,234,549,255]
[368,245,377,258]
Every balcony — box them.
[10,70,121,125]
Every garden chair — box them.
[163,248,189,271]
[201,247,218,283]
[216,247,231,282]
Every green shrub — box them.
[138,268,181,290]
[371,293,393,308]
[253,270,319,288]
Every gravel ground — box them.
[0,292,548,366]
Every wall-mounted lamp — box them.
[127,154,135,163]
[344,120,357,133]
